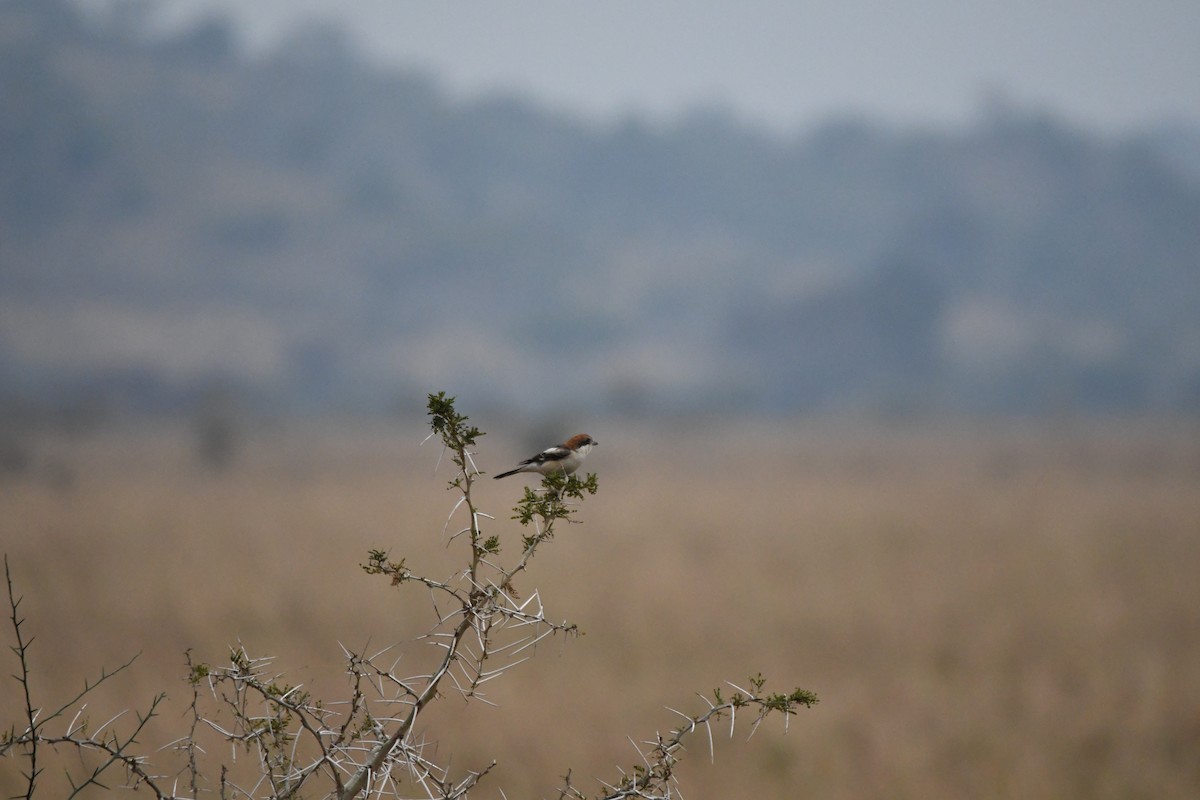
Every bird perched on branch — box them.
[493,434,597,480]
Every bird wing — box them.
[522,445,571,466]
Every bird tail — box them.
[493,468,522,480]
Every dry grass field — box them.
[2,416,1199,798]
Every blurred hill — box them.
[3,0,1200,418]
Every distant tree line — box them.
[2,0,1199,416]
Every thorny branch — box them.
[2,392,817,800]
[556,676,818,800]
[3,555,172,799]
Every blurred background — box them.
[3,0,1200,422]
[2,1,1199,798]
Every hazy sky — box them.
[151,0,1199,133]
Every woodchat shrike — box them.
[493,434,597,480]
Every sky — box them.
[121,1,1200,134]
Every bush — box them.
[2,392,816,799]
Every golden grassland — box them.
[2,417,1199,798]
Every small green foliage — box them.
[742,673,819,712]
[770,686,820,711]
[264,681,310,706]
[714,675,818,716]
[362,549,408,585]
[513,472,598,530]
[355,712,377,738]
[250,715,291,739]
[512,472,597,555]
[427,392,483,454]
[363,548,390,569]
[188,661,211,686]
[229,647,252,674]
[481,535,501,554]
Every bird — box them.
[493,434,598,480]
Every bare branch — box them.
[5,554,41,799]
